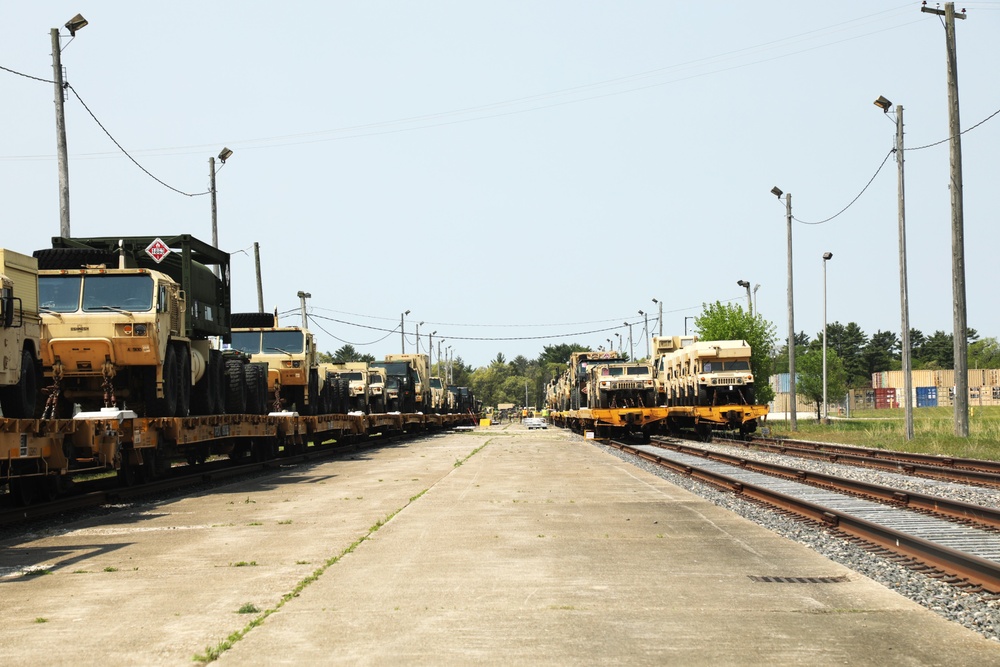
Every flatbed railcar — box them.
[550,404,768,442]
[0,409,476,504]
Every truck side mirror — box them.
[158,285,168,312]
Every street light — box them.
[772,185,797,431]
[415,321,425,354]
[400,310,410,353]
[51,13,88,238]
[684,316,694,336]
[614,333,622,353]
[437,339,446,378]
[651,298,663,337]
[822,252,833,423]
[638,310,650,358]
[874,95,914,441]
[737,280,752,315]
[209,147,234,278]
[753,284,760,316]
[297,291,311,330]
[623,322,633,361]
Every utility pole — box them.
[254,242,264,312]
[297,291,310,330]
[51,28,71,237]
[922,1,968,437]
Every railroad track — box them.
[609,437,1000,594]
[0,433,395,527]
[713,434,1000,487]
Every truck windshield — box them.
[626,366,649,376]
[39,275,83,312]
[231,331,262,354]
[261,331,304,354]
[342,372,363,380]
[81,274,154,312]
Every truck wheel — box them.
[177,345,191,417]
[244,364,263,414]
[191,353,217,415]
[0,350,38,419]
[225,359,247,414]
[146,346,179,417]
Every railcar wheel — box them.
[117,450,139,487]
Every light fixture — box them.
[874,95,892,112]
[823,251,833,260]
[770,186,783,198]
[737,279,750,288]
[65,14,88,36]
[218,147,233,163]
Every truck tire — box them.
[213,350,227,414]
[146,346,179,417]
[191,352,217,415]
[244,364,264,415]
[0,350,37,419]
[177,345,191,417]
[224,359,247,414]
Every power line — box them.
[789,149,895,226]
[66,84,210,197]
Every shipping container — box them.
[874,387,898,409]
[915,386,937,408]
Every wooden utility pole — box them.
[921,2,968,437]
[897,105,914,441]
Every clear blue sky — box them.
[2,2,998,367]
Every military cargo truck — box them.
[651,335,695,406]
[370,358,418,413]
[230,312,323,414]
[0,249,42,418]
[321,361,373,413]
[585,361,656,409]
[35,236,231,418]
[384,353,431,412]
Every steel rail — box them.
[609,439,1000,594]
[735,434,1000,476]
[649,437,1000,529]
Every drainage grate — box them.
[748,575,849,584]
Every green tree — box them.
[694,301,778,405]
[796,346,847,420]
[823,322,868,388]
[537,343,589,366]
[969,337,1000,369]
[862,330,897,378]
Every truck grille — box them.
[711,376,745,386]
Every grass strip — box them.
[193,493,425,663]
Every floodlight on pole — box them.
[401,310,410,353]
[772,185,797,430]
[874,94,914,440]
[297,291,311,330]
[652,297,663,337]
[822,252,833,423]
[737,279,752,315]
[52,13,88,238]
[638,310,650,358]
[209,147,234,278]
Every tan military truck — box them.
[320,361,373,413]
[585,361,656,409]
[231,313,323,414]
[0,249,42,418]
[651,335,695,406]
[384,353,431,412]
[35,236,231,418]
[428,375,447,413]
